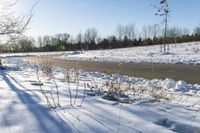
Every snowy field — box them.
[1,42,200,65]
[0,57,200,133]
[58,42,200,65]
[0,51,71,58]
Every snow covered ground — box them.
[1,42,200,65]
[58,42,200,65]
[0,51,71,58]
[0,57,200,133]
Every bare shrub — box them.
[36,57,60,108]
[73,70,80,105]
[63,69,88,106]
[63,69,73,106]
[80,83,87,107]
[36,67,52,108]
[149,86,174,102]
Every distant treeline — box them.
[1,23,200,52]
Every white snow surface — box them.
[0,57,200,133]
[57,42,200,64]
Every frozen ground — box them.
[0,57,200,133]
[58,42,200,65]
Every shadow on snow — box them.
[1,70,72,133]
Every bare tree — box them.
[0,0,35,45]
[126,23,137,40]
[0,0,35,66]
[115,23,137,41]
[167,26,190,44]
[37,36,43,48]
[77,32,84,52]
[115,24,124,40]
[141,25,152,39]
[194,24,200,37]
[50,36,59,46]
[18,36,35,52]
[152,24,160,38]
[83,28,98,50]
[153,0,170,53]
[43,35,51,47]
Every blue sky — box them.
[17,0,200,37]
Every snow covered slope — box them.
[58,42,200,65]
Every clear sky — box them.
[16,0,200,38]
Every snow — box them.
[162,78,176,90]
[0,57,200,133]
[0,51,72,58]
[57,42,200,65]
[162,79,190,92]
[174,80,188,91]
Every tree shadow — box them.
[1,70,72,133]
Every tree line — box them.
[1,23,200,53]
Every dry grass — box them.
[35,57,60,108]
